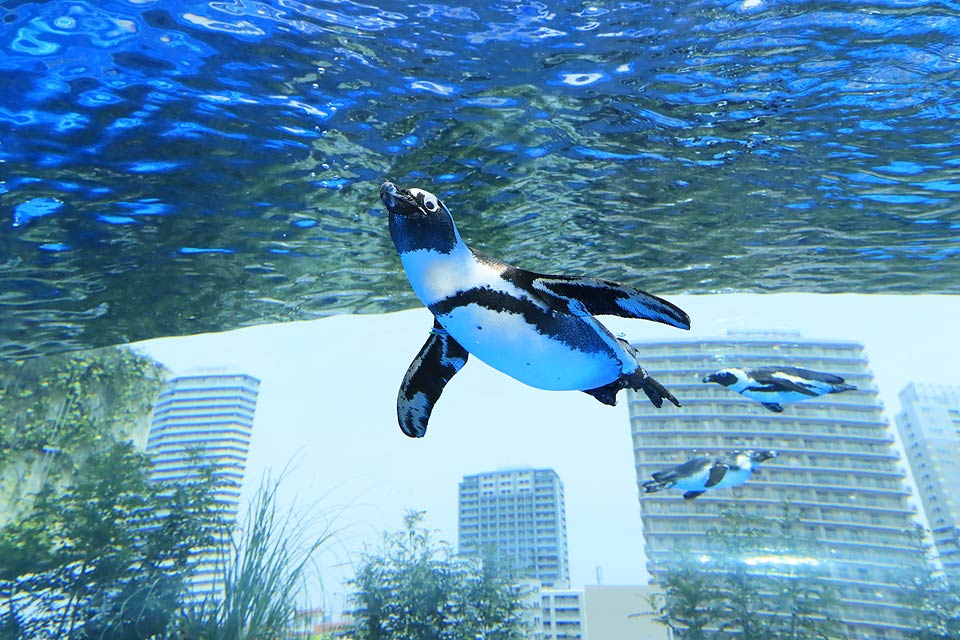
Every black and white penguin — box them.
[642,450,778,499]
[380,181,691,437]
[702,366,857,413]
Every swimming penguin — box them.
[380,181,691,437]
[642,450,778,499]
[702,366,857,413]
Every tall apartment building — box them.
[458,467,570,588]
[895,382,960,575]
[146,372,260,596]
[627,332,925,639]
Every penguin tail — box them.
[582,384,620,407]
[642,479,671,494]
[627,368,681,409]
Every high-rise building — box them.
[895,382,960,575]
[146,371,260,597]
[627,332,925,639]
[458,467,570,588]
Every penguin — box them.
[380,181,691,437]
[702,366,857,413]
[642,450,778,499]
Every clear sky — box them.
[134,293,958,615]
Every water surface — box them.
[2,0,959,356]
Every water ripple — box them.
[1,0,959,356]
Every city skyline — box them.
[132,293,958,615]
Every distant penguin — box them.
[642,450,778,499]
[702,366,857,413]
[380,181,691,437]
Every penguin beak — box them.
[380,182,420,217]
[702,373,715,384]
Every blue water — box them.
[2,0,960,356]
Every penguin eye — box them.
[421,193,439,212]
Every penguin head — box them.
[702,368,744,387]
[380,182,461,255]
[744,450,778,464]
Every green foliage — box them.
[0,347,166,506]
[0,346,225,640]
[896,526,960,640]
[900,573,960,640]
[349,511,528,640]
[0,442,224,640]
[0,346,335,640]
[172,474,336,640]
[646,554,727,640]
[646,507,843,640]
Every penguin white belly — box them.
[742,389,815,404]
[710,467,752,490]
[402,248,627,391]
[436,305,622,391]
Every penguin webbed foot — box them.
[638,374,681,409]
[584,372,680,408]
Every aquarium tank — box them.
[1,1,959,639]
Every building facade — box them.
[895,382,960,575]
[458,467,570,588]
[627,332,925,639]
[540,588,584,640]
[581,585,668,640]
[539,585,669,640]
[146,372,260,596]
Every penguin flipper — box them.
[529,275,691,330]
[758,366,846,385]
[752,370,820,396]
[652,457,710,483]
[683,491,705,500]
[397,320,469,438]
[704,463,728,488]
[762,402,784,413]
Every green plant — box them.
[641,506,843,640]
[0,442,223,640]
[349,511,528,640]
[171,474,338,640]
